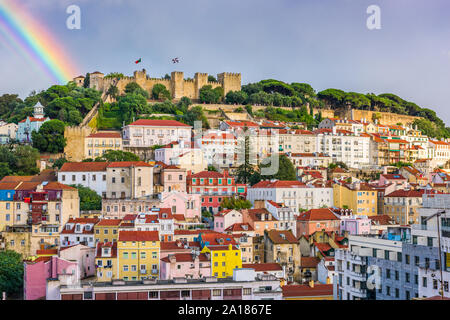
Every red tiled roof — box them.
[267,200,282,208]
[300,257,320,268]
[369,215,394,225]
[313,242,333,254]
[190,171,226,178]
[96,242,117,258]
[0,176,34,183]
[242,263,282,272]
[224,120,259,128]
[118,231,159,242]
[160,240,200,251]
[128,119,191,127]
[107,161,152,168]
[19,117,48,123]
[36,249,58,255]
[174,229,220,235]
[266,230,297,244]
[43,182,77,191]
[282,284,333,297]
[384,189,426,198]
[96,219,122,226]
[0,182,21,190]
[297,208,339,221]
[224,223,254,232]
[60,162,109,172]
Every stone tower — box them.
[194,72,209,99]
[217,73,242,95]
[170,71,185,99]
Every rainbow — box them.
[0,0,79,84]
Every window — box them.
[395,270,399,281]
[386,286,390,296]
[123,252,129,259]
[386,269,391,279]
[149,291,158,299]
[433,279,438,290]
[415,256,420,266]
[123,265,129,272]
[422,277,427,287]
[243,288,252,295]
[405,254,410,265]
[212,289,221,296]
[395,288,399,298]
[405,273,410,283]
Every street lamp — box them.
[423,210,445,299]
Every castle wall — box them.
[351,109,419,126]
[81,69,241,101]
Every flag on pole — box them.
[135,58,142,64]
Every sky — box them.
[1,0,450,124]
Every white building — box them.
[265,200,297,236]
[200,130,237,167]
[0,121,18,144]
[60,218,99,248]
[315,128,371,169]
[122,119,192,148]
[58,162,109,197]
[247,180,333,213]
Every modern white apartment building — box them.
[315,128,371,169]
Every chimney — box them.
[309,280,314,288]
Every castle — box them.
[73,69,241,101]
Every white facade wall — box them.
[57,171,107,196]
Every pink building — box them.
[213,209,242,233]
[160,191,201,222]
[339,215,371,235]
[59,243,96,279]
[296,208,340,237]
[160,252,211,280]
[161,165,187,192]
[24,256,77,300]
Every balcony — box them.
[350,287,367,297]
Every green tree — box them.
[12,145,40,176]
[183,106,210,129]
[32,120,67,154]
[208,75,217,82]
[0,250,24,297]
[259,154,296,181]
[53,157,68,169]
[70,184,102,211]
[207,165,217,172]
[106,85,119,100]
[151,84,171,100]
[221,197,252,210]
[124,82,149,98]
[95,150,140,162]
[83,73,90,88]
[236,128,254,184]
[199,85,222,104]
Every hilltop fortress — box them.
[73,69,241,101]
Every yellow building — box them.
[84,131,122,159]
[94,219,122,244]
[201,244,242,278]
[95,242,118,282]
[117,231,160,281]
[333,182,378,216]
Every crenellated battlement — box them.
[74,69,241,100]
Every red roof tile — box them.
[297,208,339,221]
[118,231,159,242]
[266,230,297,244]
[282,284,333,297]
[60,162,109,172]
[96,219,122,226]
[300,257,320,268]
